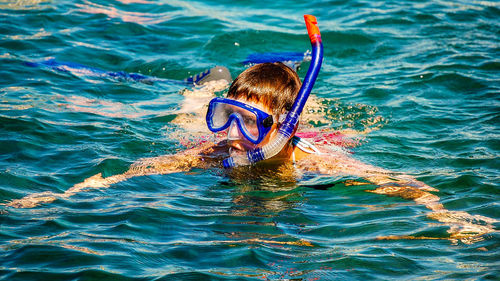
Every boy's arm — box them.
[68,151,207,192]
[296,152,497,243]
[6,143,218,208]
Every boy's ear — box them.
[277,113,287,124]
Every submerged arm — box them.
[296,152,497,243]
[6,143,219,208]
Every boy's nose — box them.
[227,120,243,140]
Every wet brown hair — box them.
[227,62,302,116]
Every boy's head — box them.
[227,62,302,116]
[206,62,303,153]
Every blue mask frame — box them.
[206,97,274,144]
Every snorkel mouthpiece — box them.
[223,15,323,168]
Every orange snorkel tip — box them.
[304,15,321,44]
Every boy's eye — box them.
[220,106,234,119]
[243,115,256,126]
[223,109,232,118]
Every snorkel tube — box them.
[223,15,323,168]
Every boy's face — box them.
[226,98,277,153]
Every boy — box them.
[8,62,495,244]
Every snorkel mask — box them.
[208,15,323,168]
[206,97,275,145]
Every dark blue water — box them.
[1,0,499,280]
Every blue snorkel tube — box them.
[223,15,323,168]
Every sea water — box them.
[1,0,499,280]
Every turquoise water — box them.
[1,0,499,280]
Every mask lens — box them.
[207,98,272,144]
[210,102,233,129]
[239,113,260,141]
[212,103,260,140]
